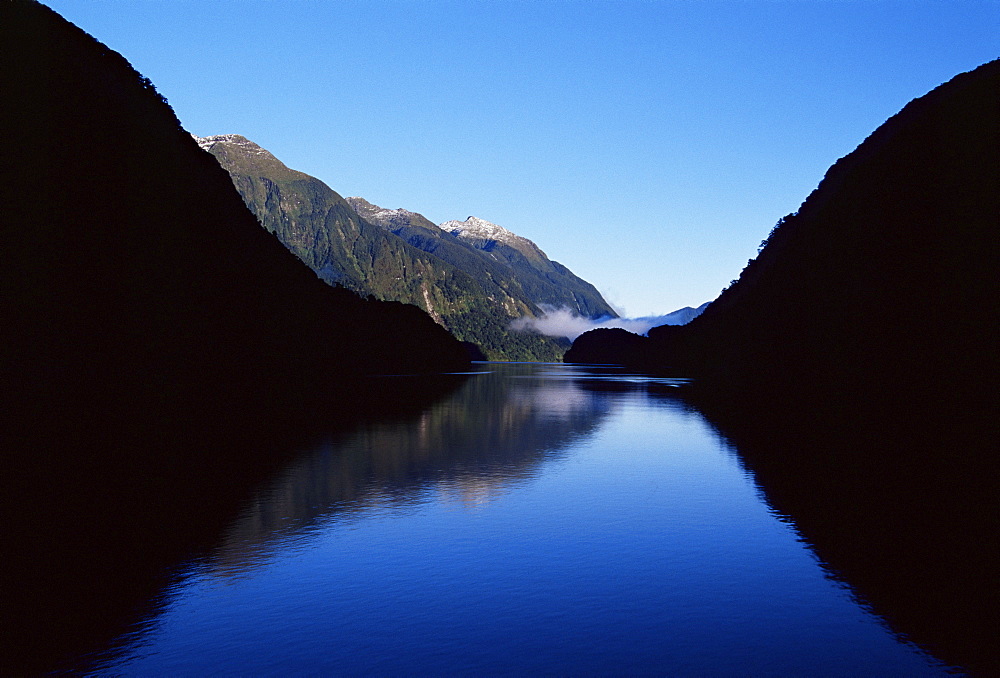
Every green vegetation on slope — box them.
[353,198,616,320]
[199,135,595,361]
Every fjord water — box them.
[91,363,948,676]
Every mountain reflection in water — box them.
[209,364,616,577]
[7,363,983,675]
[81,363,959,677]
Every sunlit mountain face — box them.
[195,134,614,361]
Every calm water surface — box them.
[93,363,949,676]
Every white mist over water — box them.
[510,303,709,341]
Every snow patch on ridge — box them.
[439,216,529,248]
[192,133,268,155]
[346,197,419,226]
[374,206,418,221]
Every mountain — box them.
[433,214,615,318]
[683,60,999,412]
[193,135,455,299]
[568,60,1000,673]
[562,302,708,363]
[348,197,616,317]
[0,0,469,424]
[0,2,472,672]
[196,135,616,361]
[569,60,998,408]
[563,328,655,367]
[440,216,547,259]
[350,198,619,354]
[654,302,710,326]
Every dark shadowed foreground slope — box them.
[571,58,998,450]
[684,60,998,415]
[0,2,466,672]
[687,60,1000,675]
[0,0,467,420]
[569,60,999,674]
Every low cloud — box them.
[510,304,706,341]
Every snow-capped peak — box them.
[440,216,514,242]
[191,133,267,155]
[439,216,548,261]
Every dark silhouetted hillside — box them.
[0,0,468,427]
[571,61,999,401]
[563,328,651,366]
[688,60,999,675]
[686,61,999,419]
[567,60,1000,673]
[565,323,690,372]
[569,59,998,420]
[0,1,467,673]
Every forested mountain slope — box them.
[199,134,614,360]
[348,198,616,320]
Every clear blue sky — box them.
[44,0,998,316]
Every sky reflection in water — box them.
[95,363,950,676]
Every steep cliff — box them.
[0,0,469,427]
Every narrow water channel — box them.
[90,363,949,676]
